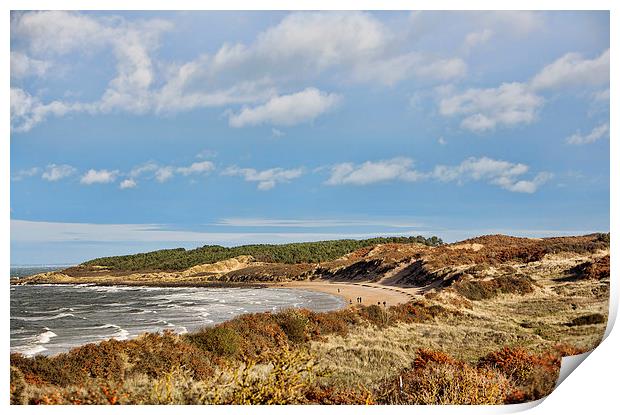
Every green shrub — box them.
[187,326,241,357]
[276,309,310,343]
[10,366,28,405]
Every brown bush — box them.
[478,347,560,402]
[306,308,359,338]
[215,312,289,360]
[378,358,510,404]
[565,256,610,281]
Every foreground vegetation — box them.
[11,233,609,405]
[10,300,591,405]
[82,236,443,271]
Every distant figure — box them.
[377,301,381,306]
[337,288,340,293]
[349,299,352,305]
[383,301,387,307]
[359,297,362,304]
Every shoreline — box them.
[12,279,417,307]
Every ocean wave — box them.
[12,312,81,322]
[13,344,47,357]
[37,328,58,344]
[87,323,130,341]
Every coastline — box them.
[12,278,417,307]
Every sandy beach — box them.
[271,280,417,307]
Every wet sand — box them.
[272,280,417,307]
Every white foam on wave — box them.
[13,312,79,322]
[85,323,130,341]
[175,326,188,335]
[37,328,58,344]
[14,344,47,357]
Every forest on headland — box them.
[83,235,443,271]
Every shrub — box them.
[10,366,28,405]
[276,309,310,343]
[566,313,606,327]
[453,275,535,301]
[378,358,510,404]
[478,347,560,402]
[187,326,241,357]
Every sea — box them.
[10,266,346,357]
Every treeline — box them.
[83,236,443,271]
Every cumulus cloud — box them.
[41,164,76,181]
[80,169,119,185]
[325,156,550,193]
[228,88,341,127]
[176,161,215,176]
[432,157,551,193]
[119,178,137,189]
[11,167,40,181]
[439,82,543,132]
[10,87,83,133]
[10,51,51,78]
[11,11,172,131]
[223,166,303,190]
[438,48,609,133]
[462,29,493,52]
[154,166,174,183]
[129,162,159,178]
[566,123,609,145]
[11,11,467,131]
[530,49,610,91]
[326,158,423,186]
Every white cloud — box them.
[228,88,341,127]
[223,166,303,190]
[11,11,172,131]
[10,51,51,78]
[176,161,215,176]
[155,166,174,183]
[530,49,610,91]
[351,53,466,86]
[11,167,40,181]
[129,162,159,178]
[325,156,550,193]
[438,137,447,146]
[432,156,550,193]
[119,178,137,189]
[10,87,82,132]
[41,164,76,181]
[325,158,423,186]
[462,29,493,52]
[80,169,119,185]
[11,11,467,131]
[439,82,543,132]
[437,48,609,133]
[566,123,609,145]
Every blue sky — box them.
[10,11,610,264]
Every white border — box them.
[2,2,616,414]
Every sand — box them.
[271,281,418,307]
